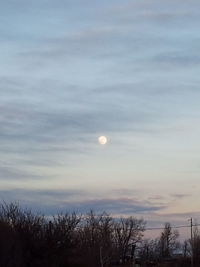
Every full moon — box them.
[98,136,107,145]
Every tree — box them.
[113,216,145,263]
[77,210,114,267]
[191,226,200,266]
[0,202,45,267]
[139,238,161,262]
[159,222,179,258]
[45,212,81,267]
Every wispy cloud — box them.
[0,0,200,222]
[171,194,191,199]
[0,188,166,215]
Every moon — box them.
[98,136,107,145]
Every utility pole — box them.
[190,218,193,267]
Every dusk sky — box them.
[1,0,200,229]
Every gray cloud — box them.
[0,188,166,215]
[171,194,190,199]
[1,0,200,220]
[1,76,158,175]
[0,166,43,181]
[67,198,165,215]
[1,73,199,175]
[0,188,83,201]
[148,195,165,201]
[0,76,160,145]
[154,52,200,67]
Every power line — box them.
[145,223,200,231]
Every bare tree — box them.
[0,202,46,267]
[113,216,145,263]
[139,238,161,262]
[159,222,179,258]
[182,240,190,258]
[45,212,81,267]
[77,210,114,267]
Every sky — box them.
[1,0,200,234]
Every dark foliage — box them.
[0,203,199,267]
[0,203,145,267]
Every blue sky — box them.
[1,0,200,230]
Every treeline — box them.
[0,203,199,267]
